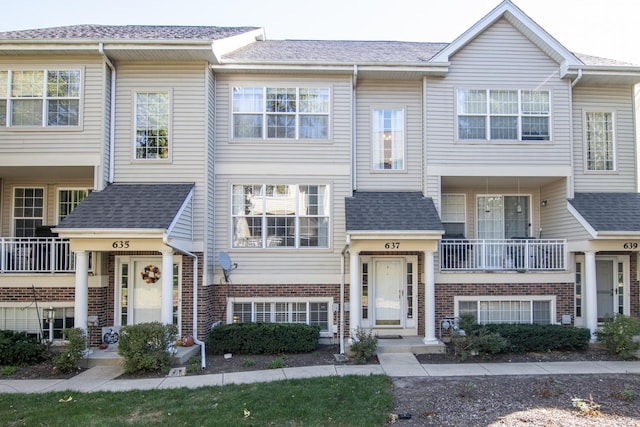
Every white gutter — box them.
[163,234,206,369]
[99,43,116,184]
[352,65,358,191]
[340,237,350,354]
[571,68,583,88]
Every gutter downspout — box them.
[162,235,206,369]
[99,43,116,184]
[568,68,583,198]
[352,65,358,191]
[340,237,350,354]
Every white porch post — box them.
[584,250,598,340]
[349,250,360,343]
[74,250,89,333]
[161,249,174,325]
[423,250,438,343]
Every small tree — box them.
[349,327,378,364]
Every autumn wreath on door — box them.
[141,265,161,283]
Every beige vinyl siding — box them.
[0,56,105,160]
[355,80,423,191]
[540,178,591,240]
[214,74,352,164]
[169,198,193,241]
[213,74,352,284]
[572,85,637,192]
[1,179,93,236]
[113,61,209,247]
[425,19,572,169]
[214,175,349,284]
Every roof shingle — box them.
[569,192,640,232]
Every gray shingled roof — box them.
[0,25,258,41]
[345,191,443,232]
[569,192,640,232]
[58,183,194,230]
[222,40,448,64]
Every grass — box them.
[0,375,393,426]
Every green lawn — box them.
[0,375,394,426]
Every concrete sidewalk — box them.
[1,353,639,394]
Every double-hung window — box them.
[58,189,90,223]
[441,194,466,236]
[135,91,170,159]
[585,112,615,171]
[457,89,550,141]
[232,184,330,248]
[372,108,405,170]
[13,187,44,237]
[232,87,329,140]
[0,69,80,127]
[230,299,331,333]
[457,297,553,325]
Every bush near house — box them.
[0,330,47,366]
[452,320,591,359]
[117,322,178,373]
[597,314,640,359]
[208,323,320,354]
[53,328,87,373]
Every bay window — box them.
[458,89,549,141]
[232,184,329,248]
[232,86,329,140]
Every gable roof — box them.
[568,193,640,236]
[345,191,443,233]
[57,183,194,231]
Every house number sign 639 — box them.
[384,242,400,249]
[623,242,638,249]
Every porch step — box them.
[376,336,445,355]
[82,344,202,368]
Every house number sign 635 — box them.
[112,240,130,249]
[384,242,400,249]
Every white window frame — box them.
[232,86,330,140]
[12,187,45,237]
[1,69,82,128]
[133,90,171,160]
[454,295,556,325]
[441,194,466,236]
[584,110,616,172]
[228,297,334,336]
[371,107,406,171]
[231,184,330,249]
[57,188,90,223]
[457,89,550,141]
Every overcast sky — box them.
[2,0,639,64]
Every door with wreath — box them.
[131,259,163,323]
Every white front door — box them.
[373,259,403,327]
[116,257,181,329]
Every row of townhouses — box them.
[1,1,639,351]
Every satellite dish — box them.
[219,251,237,283]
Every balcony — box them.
[1,237,74,273]
[440,238,566,272]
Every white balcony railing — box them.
[440,238,566,271]
[1,237,74,273]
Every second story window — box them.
[232,87,329,140]
[135,92,169,160]
[457,89,550,141]
[586,111,615,171]
[0,69,80,127]
[13,187,44,237]
[58,189,90,223]
[372,108,405,170]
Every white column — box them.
[349,250,360,343]
[161,249,174,325]
[74,250,89,333]
[423,251,438,343]
[584,250,598,340]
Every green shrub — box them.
[482,324,590,353]
[597,314,640,359]
[268,355,287,369]
[349,327,378,364]
[0,330,47,365]
[118,322,178,373]
[208,323,320,355]
[453,330,509,360]
[54,328,86,373]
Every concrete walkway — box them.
[1,353,639,394]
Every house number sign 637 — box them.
[384,242,400,249]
